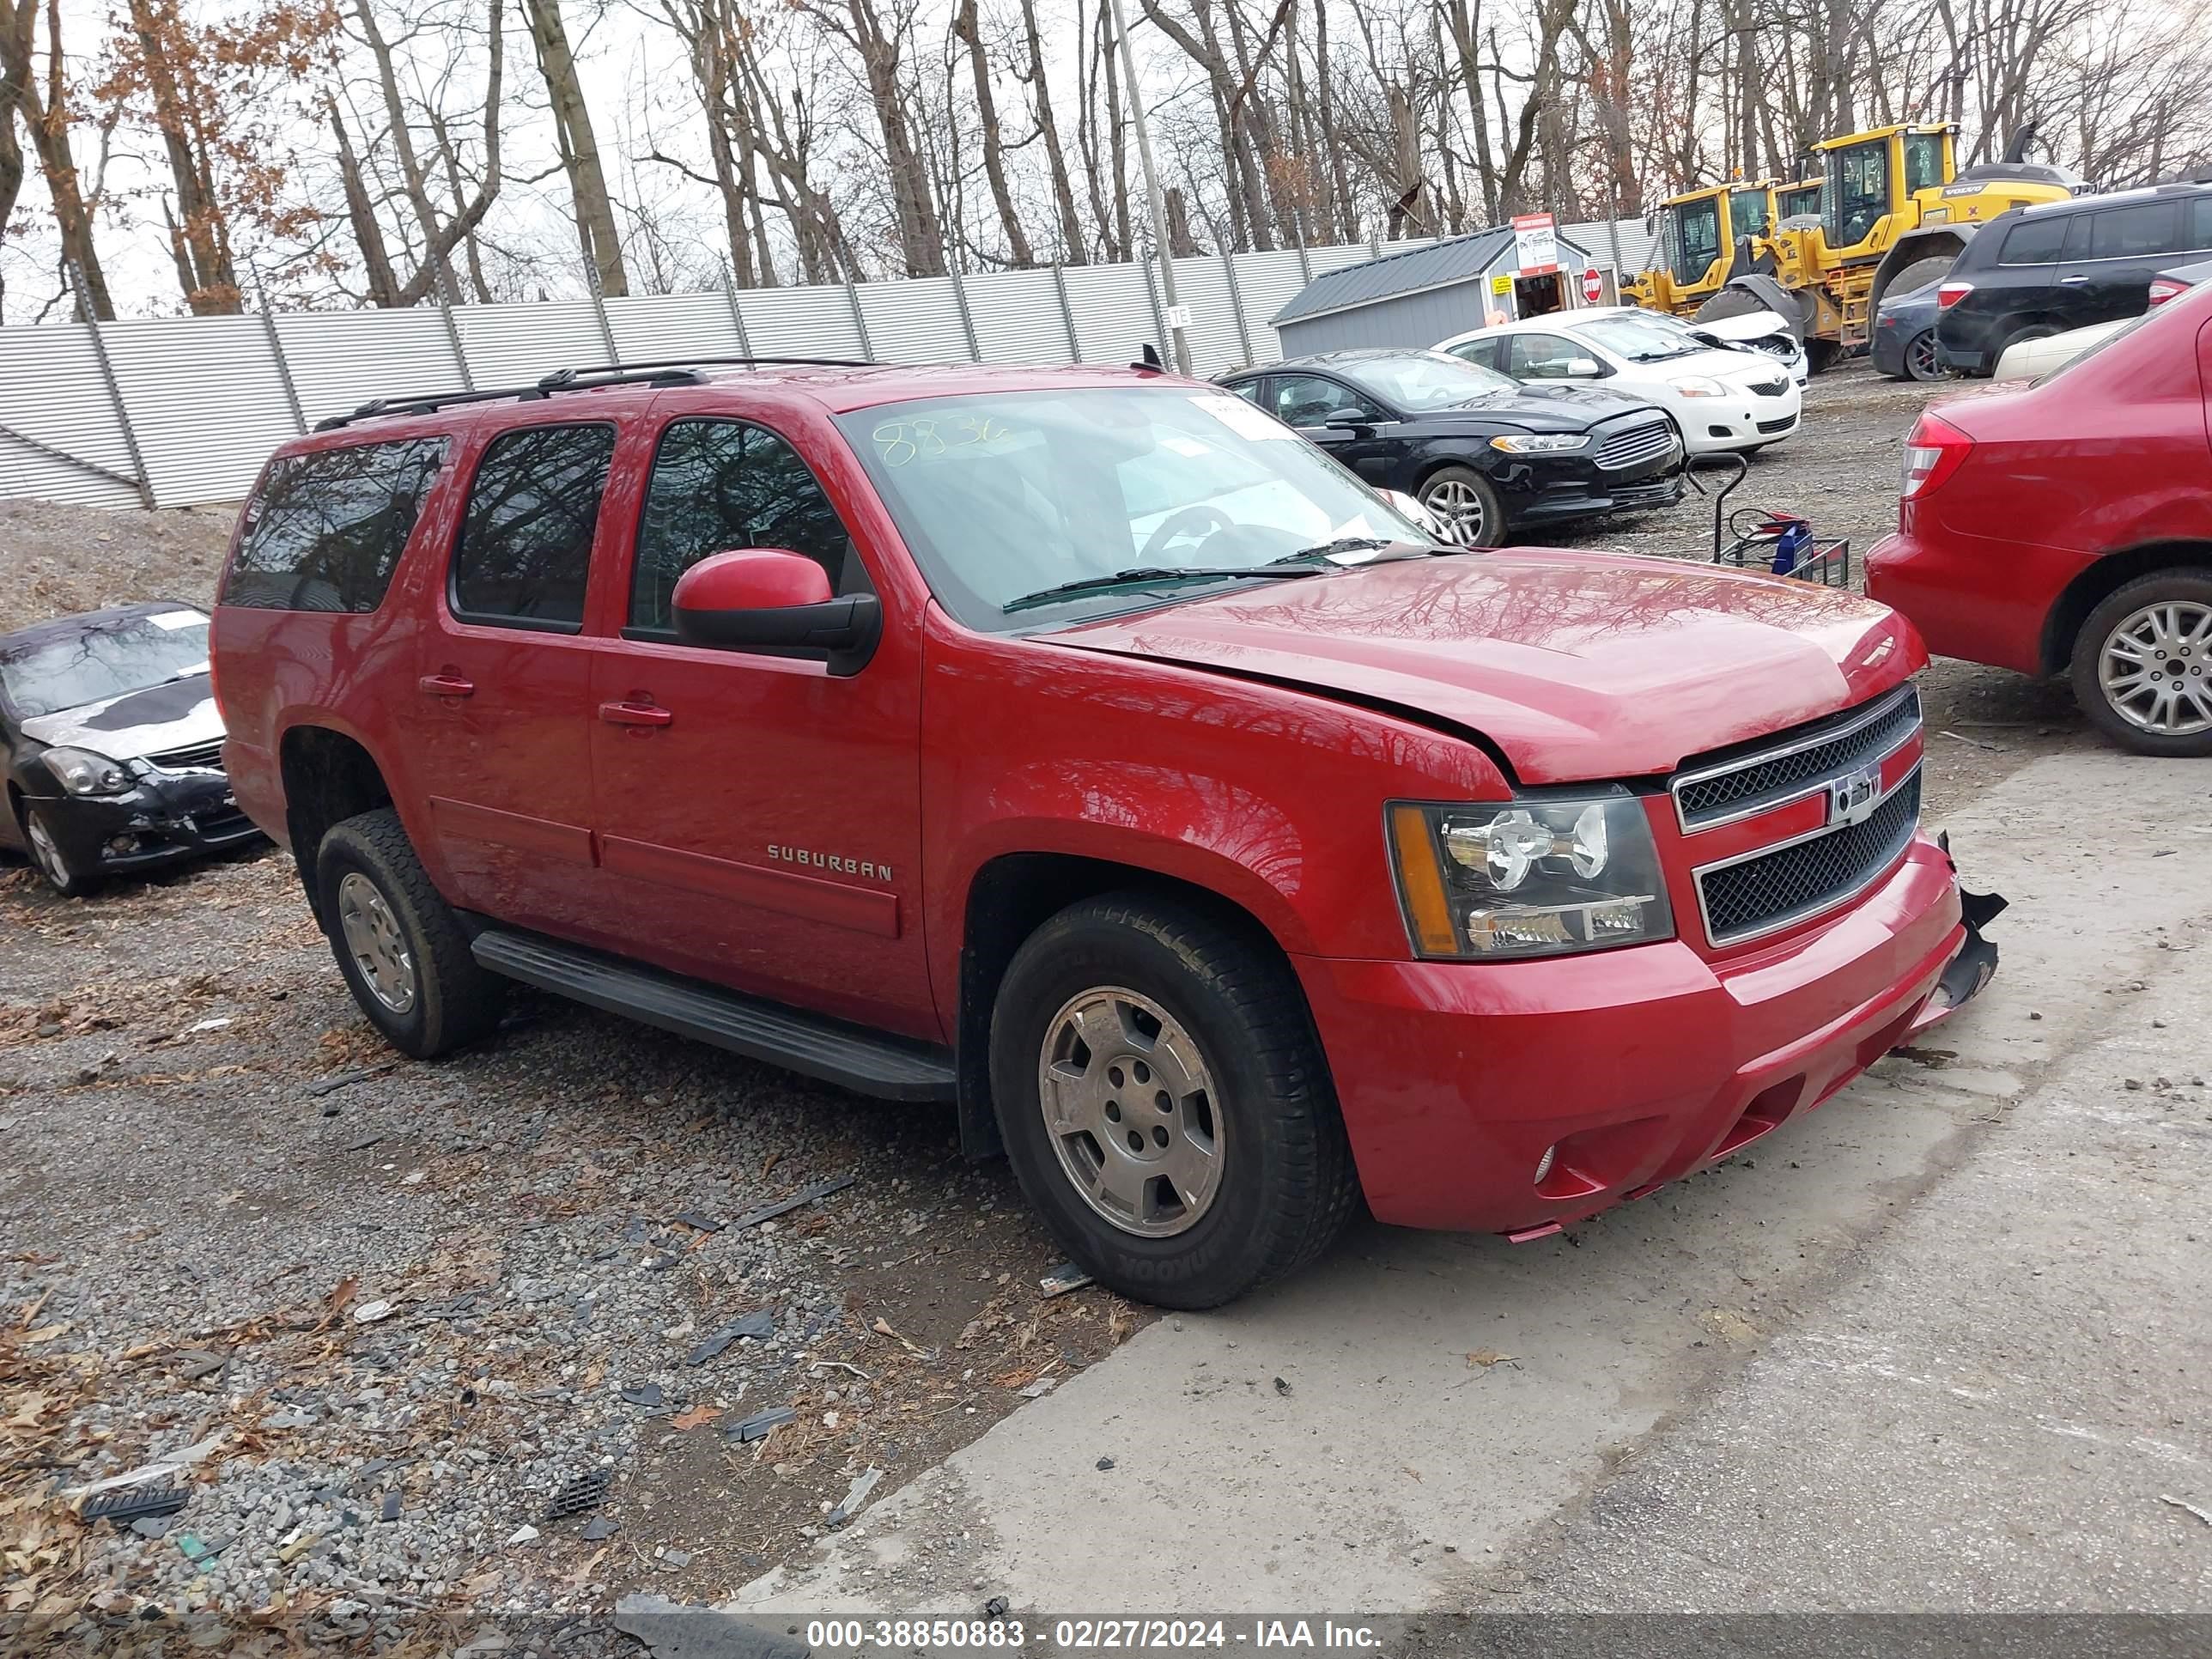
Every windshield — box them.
[1570,314,1702,362]
[1334,352,1519,410]
[837,387,1429,629]
[0,610,211,720]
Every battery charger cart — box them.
[1690,452,1850,586]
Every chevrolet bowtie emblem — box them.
[1829,764,1882,827]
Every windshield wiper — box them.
[1267,537,1432,565]
[1002,564,1325,614]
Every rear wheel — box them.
[1903,328,1944,382]
[22,804,100,898]
[989,893,1359,1309]
[1418,465,1506,549]
[315,807,504,1058]
[2070,572,2212,757]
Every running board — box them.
[470,927,957,1103]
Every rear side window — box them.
[2193,197,2212,251]
[225,438,446,612]
[629,418,865,634]
[1999,214,2070,265]
[450,424,616,630]
[2087,203,2181,259]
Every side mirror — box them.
[1319,407,1375,429]
[672,549,881,677]
[1562,356,1607,379]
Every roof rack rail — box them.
[550,356,880,376]
[311,364,710,432]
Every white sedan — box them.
[1436,311,1803,457]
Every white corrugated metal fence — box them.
[0,223,1650,512]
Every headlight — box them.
[1387,795,1674,958]
[1674,376,1730,398]
[43,746,133,796]
[1489,433,1590,453]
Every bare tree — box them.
[519,0,629,294]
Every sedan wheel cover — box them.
[2099,601,2212,735]
[26,813,70,886]
[1422,478,1489,546]
[1036,986,1224,1238]
[337,871,417,1014]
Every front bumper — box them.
[1293,833,1988,1234]
[1680,396,1801,453]
[1494,435,1687,529]
[25,772,264,875]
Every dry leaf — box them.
[323,1276,358,1321]
[21,1323,68,1344]
[1403,1465,1423,1483]
[871,1316,926,1356]
[1466,1349,1519,1369]
[670,1406,722,1431]
[569,1546,607,1589]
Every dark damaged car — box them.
[1,603,263,896]
[1215,349,1684,549]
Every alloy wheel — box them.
[2098,600,2212,736]
[337,871,418,1014]
[1422,478,1489,546]
[1036,986,1224,1237]
[1905,331,1941,382]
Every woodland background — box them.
[0,0,2207,321]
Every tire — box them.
[21,802,102,898]
[988,892,1360,1309]
[2069,571,2212,757]
[1903,328,1945,383]
[1417,465,1507,549]
[314,807,503,1058]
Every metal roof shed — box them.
[1270,227,1597,358]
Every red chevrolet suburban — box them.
[210,357,1996,1308]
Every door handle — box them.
[2058,275,2089,285]
[598,699,673,727]
[418,673,475,698]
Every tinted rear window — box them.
[224,438,447,612]
[1999,215,2069,265]
[450,424,616,629]
[2087,202,2180,259]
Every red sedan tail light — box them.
[1936,281,1974,309]
[1900,412,1972,501]
[2148,276,2195,306]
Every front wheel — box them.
[1418,465,1506,549]
[22,804,101,898]
[989,893,1359,1309]
[2070,573,2212,757]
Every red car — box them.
[210,356,1996,1308]
[1868,278,2212,756]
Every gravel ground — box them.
[0,360,2107,1650]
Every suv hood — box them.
[1401,383,1654,434]
[19,674,222,762]
[1046,550,1919,782]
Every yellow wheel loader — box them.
[1698,123,2087,368]
[1624,179,1795,316]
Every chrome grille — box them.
[1697,770,1921,946]
[148,738,226,773]
[1673,687,1920,830]
[1594,419,1676,471]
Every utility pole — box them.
[1106,0,1190,374]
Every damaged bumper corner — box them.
[28,769,265,876]
[1905,832,2007,1038]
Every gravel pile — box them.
[0,499,230,634]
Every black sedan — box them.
[1871,280,1945,381]
[1215,349,1684,547]
[1,602,262,896]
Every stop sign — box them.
[1582,267,1605,303]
